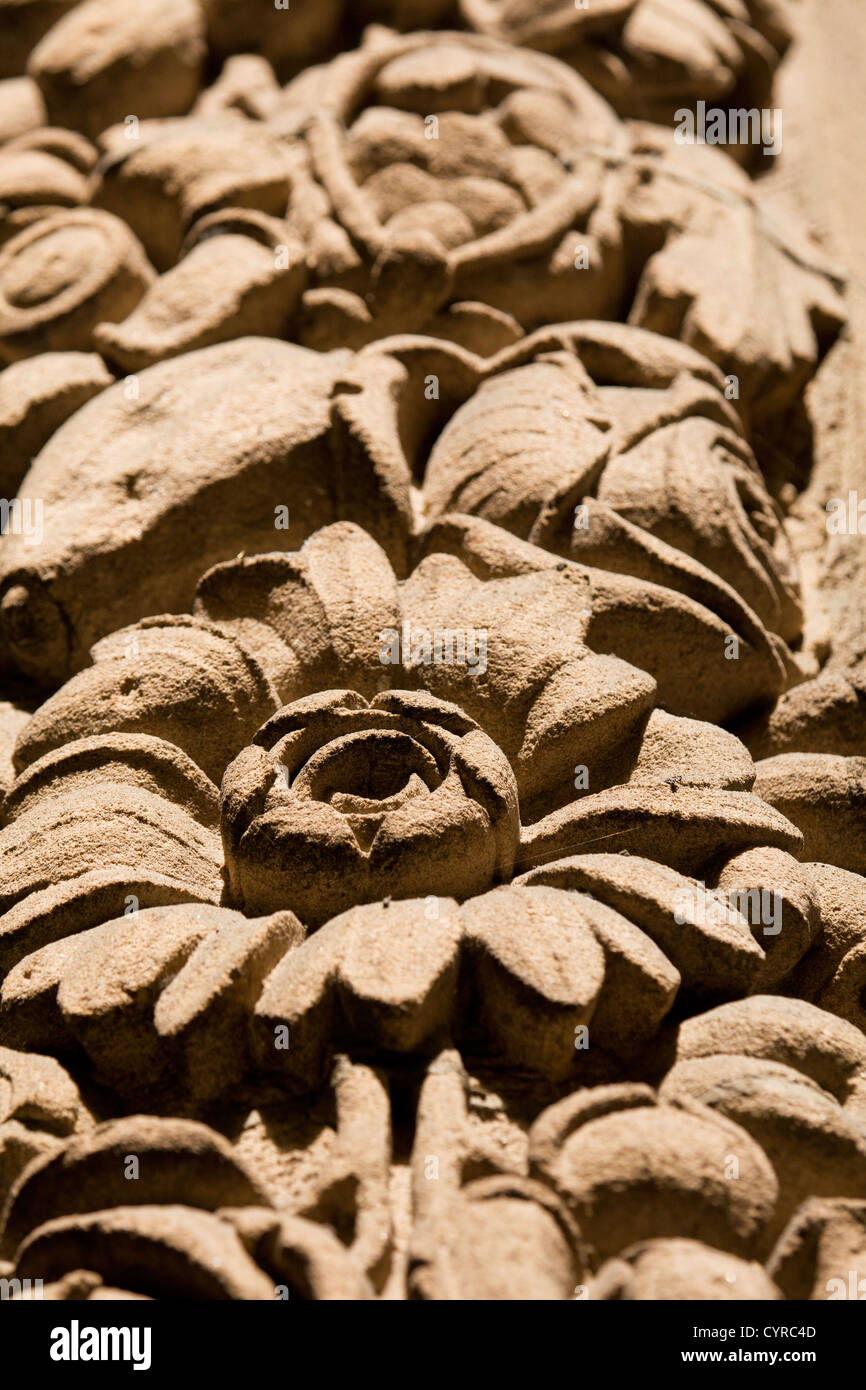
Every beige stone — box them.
[754,753,866,875]
[94,215,307,371]
[768,1198,866,1301]
[591,1238,782,1300]
[529,1083,778,1262]
[222,689,520,924]
[0,208,152,362]
[92,119,292,272]
[0,351,111,497]
[14,1206,275,1299]
[29,0,205,141]
[0,2,860,1305]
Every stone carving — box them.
[0,0,863,1307]
[269,28,843,409]
[460,0,791,131]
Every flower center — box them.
[292,729,442,810]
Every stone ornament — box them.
[91,118,294,271]
[268,27,843,410]
[0,126,95,212]
[0,208,153,362]
[0,0,863,1306]
[221,689,521,923]
[0,323,805,695]
[27,0,206,142]
[0,20,838,423]
[460,0,791,131]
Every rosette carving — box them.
[0,1,863,1305]
[267,28,843,412]
[460,0,791,130]
[221,690,520,924]
[277,29,625,350]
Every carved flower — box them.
[0,0,862,1307]
[461,0,792,131]
[0,320,835,690]
[0,1102,372,1299]
[417,321,803,641]
[277,28,627,352]
[220,689,520,924]
[275,28,843,410]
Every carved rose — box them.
[220,689,520,924]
